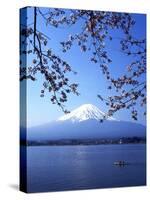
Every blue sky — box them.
[20,7,146,127]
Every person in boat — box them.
[114,161,126,165]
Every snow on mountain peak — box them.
[58,104,116,122]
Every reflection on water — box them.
[26,144,146,193]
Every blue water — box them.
[27,144,146,193]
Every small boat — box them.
[114,161,128,166]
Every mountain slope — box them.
[26,104,146,141]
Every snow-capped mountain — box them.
[26,104,146,141]
[58,104,116,122]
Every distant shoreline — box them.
[21,137,146,146]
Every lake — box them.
[26,144,146,193]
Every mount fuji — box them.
[58,104,116,122]
[27,104,146,141]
